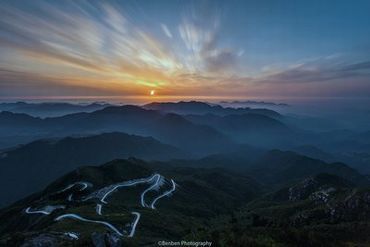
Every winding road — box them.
[25,173,177,239]
[150,179,176,209]
[58,182,90,193]
[55,181,92,202]
[140,174,162,207]
[129,212,141,237]
[99,174,159,204]
[25,205,65,215]
[64,232,79,240]
[55,214,125,237]
[96,203,103,215]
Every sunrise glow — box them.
[0,1,369,100]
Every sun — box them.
[150,90,155,96]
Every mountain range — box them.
[1,100,370,246]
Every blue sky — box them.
[0,0,369,99]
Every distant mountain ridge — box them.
[143,101,281,118]
[0,102,110,117]
[220,100,289,106]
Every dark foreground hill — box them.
[0,132,185,207]
[1,152,370,246]
[197,173,370,246]
[0,158,261,246]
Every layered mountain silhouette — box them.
[0,132,185,207]
[0,106,235,153]
[1,100,370,246]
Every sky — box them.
[0,0,370,101]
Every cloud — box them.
[160,24,172,39]
[0,2,181,81]
[341,61,370,71]
[0,1,248,98]
[177,3,241,74]
[255,58,370,84]
[0,1,369,99]
[0,69,122,97]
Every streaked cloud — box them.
[0,0,243,97]
[257,58,370,84]
[160,24,172,39]
[0,1,369,99]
